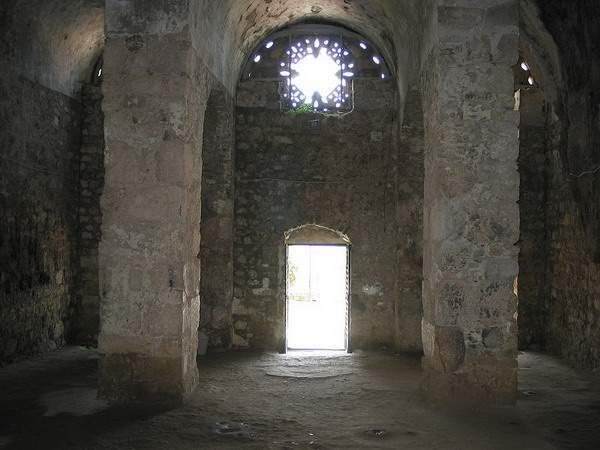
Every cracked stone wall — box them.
[232,78,423,351]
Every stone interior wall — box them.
[539,1,600,371]
[0,69,82,363]
[517,87,548,350]
[515,1,600,370]
[395,86,425,353]
[199,89,235,351]
[71,83,105,346]
[232,78,423,351]
[544,109,600,369]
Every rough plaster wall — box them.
[0,70,82,363]
[199,89,235,351]
[517,88,548,350]
[420,0,520,402]
[233,78,420,351]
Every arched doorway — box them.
[284,225,351,351]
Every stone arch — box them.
[192,1,421,101]
[285,224,351,245]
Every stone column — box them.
[421,0,520,402]
[98,0,204,401]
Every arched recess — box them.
[191,0,423,106]
[232,21,407,353]
[198,88,236,352]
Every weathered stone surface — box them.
[199,89,235,351]
[420,0,519,403]
[98,0,205,401]
[516,1,600,370]
[233,78,423,351]
[70,84,105,346]
[0,69,82,363]
[0,0,104,97]
[517,88,548,350]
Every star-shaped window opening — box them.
[280,37,354,113]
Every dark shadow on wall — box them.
[199,88,236,352]
[517,0,600,369]
[0,0,105,360]
[0,70,82,362]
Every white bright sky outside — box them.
[291,48,341,104]
[287,245,348,350]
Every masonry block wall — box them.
[517,1,600,370]
[517,87,548,350]
[421,0,520,402]
[199,89,235,351]
[70,84,105,346]
[98,0,238,400]
[395,86,425,353]
[232,78,423,351]
[539,1,600,369]
[0,70,82,363]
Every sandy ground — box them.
[0,348,599,449]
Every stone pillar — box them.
[421,0,520,402]
[98,0,204,401]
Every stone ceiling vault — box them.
[193,0,423,100]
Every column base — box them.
[422,357,517,405]
[99,353,198,402]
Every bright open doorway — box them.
[286,244,349,350]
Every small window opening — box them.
[91,55,103,85]
[243,24,391,115]
[517,58,536,88]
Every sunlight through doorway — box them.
[286,245,349,350]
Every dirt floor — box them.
[0,348,599,449]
